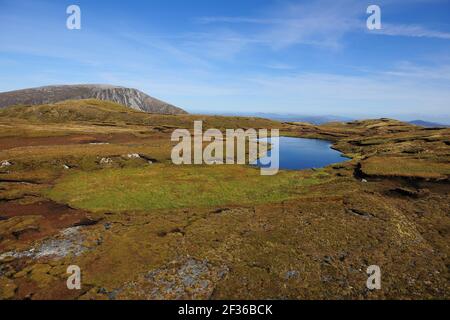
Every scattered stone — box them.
[62,164,70,170]
[1,160,12,167]
[347,208,374,219]
[285,270,299,280]
[126,153,141,159]
[100,157,113,165]
[361,179,368,183]
[138,155,158,164]
[204,157,223,164]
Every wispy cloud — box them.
[197,17,286,25]
[379,62,450,81]
[198,0,450,50]
[373,23,450,40]
[265,63,297,70]
[197,0,362,50]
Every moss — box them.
[29,264,57,288]
[46,165,328,212]
[0,277,17,299]
[0,216,42,240]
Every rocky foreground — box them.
[0,100,449,299]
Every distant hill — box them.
[409,120,449,128]
[211,112,353,124]
[0,99,281,130]
[255,113,353,124]
[0,84,187,115]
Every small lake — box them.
[252,137,349,170]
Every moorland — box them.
[0,99,449,299]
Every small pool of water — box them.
[253,137,349,170]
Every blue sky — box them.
[0,0,449,122]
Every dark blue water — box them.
[253,137,349,170]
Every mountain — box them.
[0,84,187,115]
[409,120,448,128]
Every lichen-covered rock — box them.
[117,258,229,300]
[0,226,88,262]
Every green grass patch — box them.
[47,164,328,212]
[361,156,450,179]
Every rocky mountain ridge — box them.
[0,85,187,115]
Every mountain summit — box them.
[0,84,187,115]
